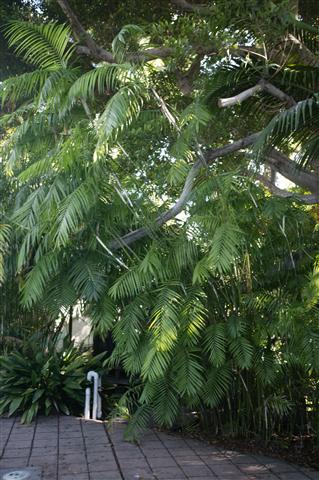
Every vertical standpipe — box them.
[84,371,102,420]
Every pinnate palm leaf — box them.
[3,21,74,70]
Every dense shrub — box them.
[0,334,102,423]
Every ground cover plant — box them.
[0,334,103,422]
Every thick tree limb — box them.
[256,173,319,204]
[57,0,216,67]
[110,133,260,250]
[110,133,319,250]
[218,79,296,108]
[261,80,296,107]
[218,84,263,108]
[170,0,210,14]
[288,33,319,68]
[265,149,319,193]
[176,48,216,94]
[57,0,175,64]
[57,0,115,63]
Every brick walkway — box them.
[0,416,318,480]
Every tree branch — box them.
[110,132,319,250]
[265,149,319,193]
[57,0,176,64]
[218,79,296,108]
[255,173,319,204]
[288,33,319,68]
[261,80,296,107]
[56,0,115,63]
[176,49,216,94]
[218,84,263,108]
[170,0,210,14]
[57,0,216,68]
[110,133,260,250]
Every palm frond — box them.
[193,222,243,282]
[54,181,96,247]
[113,296,147,352]
[3,21,75,70]
[171,101,211,162]
[68,256,106,302]
[0,224,11,284]
[21,251,60,308]
[203,364,233,407]
[112,24,144,63]
[0,70,49,106]
[67,63,133,107]
[204,323,227,367]
[174,349,204,397]
[254,95,319,166]
[109,267,152,300]
[141,347,172,381]
[149,285,182,351]
[94,84,145,158]
[151,376,179,426]
[229,336,254,368]
[124,404,153,441]
[88,294,117,339]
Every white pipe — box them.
[97,376,102,419]
[84,387,91,420]
[84,371,102,420]
[87,371,99,420]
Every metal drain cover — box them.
[0,469,41,480]
[3,472,30,480]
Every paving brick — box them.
[298,468,319,479]
[31,447,58,456]
[177,457,206,466]
[200,455,233,466]
[0,458,29,468]
[239,464,271,474]
[246,475,278,480]
[1,416,316,480]
[58,462,88,474]
[2,449,31,459]
[167,447,195,457]
[148,456,178,468]
[278,474,311,480]
[210,463,243,476]
[88,462,120,473]
[29,457,58,469]
[90,472,122,480]
[138,440,166,449]
[58,453,88,463]
[229,453,257,464]
[141,448,171,458]
[122,473,156,480]
[121,466,153,479]
[265,461,298,473]
[40,464,57,479]
[152,467,186,479]
[182,465,213,477]
[187,477,217,480]
[59,474,89,480]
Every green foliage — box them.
[1,0,319,449]
[112,24,144,63]
[3,21,74,70]
[0,224,11,284]
[68,63,132,105]
[0,335,100,423]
